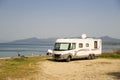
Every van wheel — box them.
[66,56,71,62]
[88,54,92,60]
[92,54,96,59]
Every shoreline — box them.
[0,57,11,60]
[0,49,119,60]
[0,54,48,60]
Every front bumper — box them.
[52,54,68,60]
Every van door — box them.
[70,43,76,54]
[94,41,98,49]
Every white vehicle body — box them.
[52,34,102,61]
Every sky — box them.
[0,0,120,42]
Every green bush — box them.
[0,56,50,80]
[99,49,120,59]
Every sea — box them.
[0,44,53,58]
[0,44,120,58]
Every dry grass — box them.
[0,56,50,80]
[99,49,120,59]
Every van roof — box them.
[56,38,101,43]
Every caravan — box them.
[52,34,102,62]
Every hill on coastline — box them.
[2,37,56,45]
[100,36,120,45]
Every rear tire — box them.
[92,54,96,59]
[88,54,92,60]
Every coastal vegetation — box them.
[99,49,120,59]
[0,56,50,80]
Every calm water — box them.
[0,44,53,58]
[102,45,120,52]
[0,44,120,58]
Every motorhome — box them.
[52,34,102,62]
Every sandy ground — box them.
[37,58,120,80]
[7,58,120,80]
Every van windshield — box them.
[54,43,71,51]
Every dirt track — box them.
[37,58,120,80]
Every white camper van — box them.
[52,34,102,62]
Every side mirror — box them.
[47,49,53,53]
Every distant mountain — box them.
[3,37,56,45]
[0,36,120,45]
[100,36,120,45]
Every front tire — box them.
[66,56,71,62]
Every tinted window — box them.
[79,43,83,48]
[71,43,76,49]
[94,41,98,49]
[86,43,89,47]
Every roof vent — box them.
[81,34,87,39]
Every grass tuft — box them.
[99,49,120,59]
[0,56,50,80]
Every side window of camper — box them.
[94,41,98,49]
[86,43,89,47]
[71,43,76,49]
[79,43,83,48]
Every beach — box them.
[29,58,120,80]
[0,55,120,80]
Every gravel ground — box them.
[38,58,120,80]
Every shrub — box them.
[99,49,120,59]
